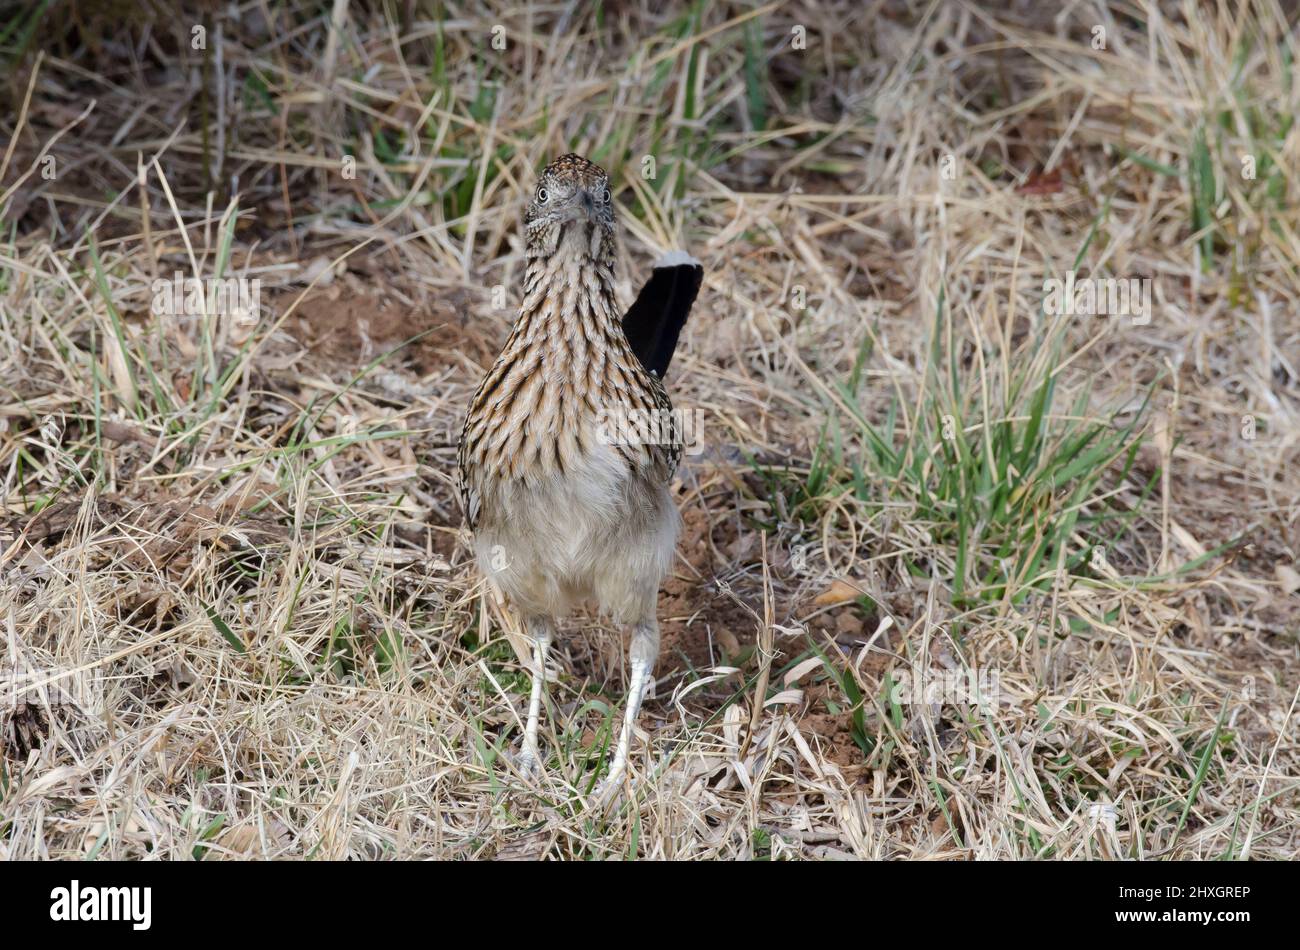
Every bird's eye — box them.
[536,187,549,204]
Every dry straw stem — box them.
[0,1,1297,860]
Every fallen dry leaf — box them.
[813,579,864,607]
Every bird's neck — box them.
[514,240,622,353]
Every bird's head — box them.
[524,153,615,261]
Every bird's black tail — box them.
[621,251,704,379]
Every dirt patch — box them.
[798,682,872,771]
[658,502,757,675]
[274,281,501,378]
[653,492,886,775]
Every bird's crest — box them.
[541,153,606,184]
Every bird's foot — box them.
[589,765,628,807]
[589,779,618,807]
[515,746,542,781]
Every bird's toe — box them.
[515,747,542,780]
[589,768,628,807]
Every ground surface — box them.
[1,1,1297,859]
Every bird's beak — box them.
[556,191,598,226]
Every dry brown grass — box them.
[1,0,1297,860]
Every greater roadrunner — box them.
[458,153,703,793]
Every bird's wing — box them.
[621,251,704,379]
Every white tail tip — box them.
[653,250,701,269]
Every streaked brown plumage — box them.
[457,154,701,794]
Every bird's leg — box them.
[598,618,659,796]
[518,616,553,780]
